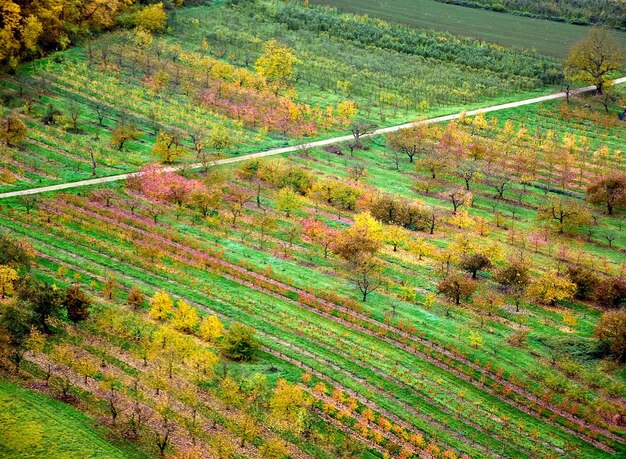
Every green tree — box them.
[221,322,260,362]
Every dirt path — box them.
[1,77,624,200]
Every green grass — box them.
[310,0,626,58]
[0,379,147,459]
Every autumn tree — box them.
[460,254,492,280]
[255,39,297,92]
[152,130,185,164]
[594,310,626,362]
[594,276,626,308]
[0,112,28,147]
[565,28,625,94]
[301,217,336,258]
[127,285,145,311]
[349,121,378,150]
[64,284,91,325]
[437,273,477,305]
[149,290,174,321]
[171,300,199,333]
[537,195,590,234]
[0,233,32,270]
[136,3,167,34]
[0,265,18,299]
[268,378,312,433]
[200,315,224,342]
[586,173,626,215]
[527,270,576,306]
[110,122,140,150]
[221,322,260,362]
[276,187,302,217]
[386,124,431,163]
[566,265,599,300]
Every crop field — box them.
[0,379,146,458]
[1,91,625,458]
[0,0,560,194]
[310,0,626,58]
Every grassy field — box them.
[1,92,624,458]
[0,380,147,459]
[310,0,626,58]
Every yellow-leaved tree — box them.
[149,289,174,321]
[200,314,224,342]
[255,39,298,92]
[171,300,199,333]
[565,28,625,94]
[0,265,18,299]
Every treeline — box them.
[437,0,626,30]
[0,0,207,70]
[272,2,561,84]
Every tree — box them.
[537,196,591,234]
[0,300,34,370]
[594,276,626,308]
[64,285,91,325]
[437,274,477,305]
[0,112,27,147]
[0,233,32,270]
[460,254,492,280]
[349,121,377,150]
[0,265,18,299]
[224,186,253,225]
[386,124,430,163]
[127,285,145,310]
[301,218,336,258]
[255,39,297,91]
[587,173,626,215]
[152,130,185,164]
[16,278,63,333]
[171,300,199,334]
[200,315,224,342]
[351,255,383,302]
[494,261,530,312]
[566,265,599,300]
[276,187,302,217]
[110,123,140,150]
[221,322,260,362]
[136,3,167,34]
[594,310,626,362]
[565,28,625,94]
[149,290,174,321]
[527,270,576,306]
[268,378,312,433]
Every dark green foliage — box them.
[534,334,605,363]
[0,301,34,369]
[16,278,64,333]
[220,322,260,362]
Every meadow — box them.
[1,91,624,459]
[0,379,147,458]
[309,0,626,58]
